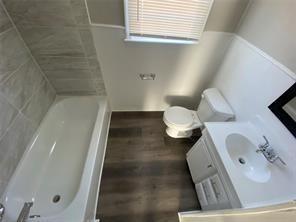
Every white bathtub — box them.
[1,96,111,222]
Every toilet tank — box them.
[197,88,234,123]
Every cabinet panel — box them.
[195,183,208,207]
[210,174,229,204]
[186,138,216,183]
[202,179,217,205]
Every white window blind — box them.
[124,0,214,43]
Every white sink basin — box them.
[225,133,271,183]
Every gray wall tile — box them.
[0,59,44,109]
[0,94,18,138]
[3,0,89,27]
[2,0,107,95]
[18,26,85,57]
[94,79,106,95]
[0,2,12,33]
[0,113,37,192]
[57,90,97,96]
[21,80,56,127]
[37,56,93,79]
[38,55,106,94]
[70,0,89,26]
[50,78,97,94]
[88,58,103,79]
[0,181,7,197]
[46,69,93,80]
[0,28,30,82]
[2,0,77,27]
[79,28,97,57]
[37,56,89,70]
[87,57,101,70]
[36,55,106,94]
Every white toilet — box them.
[163,88,235,138]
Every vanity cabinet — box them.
[186,131,232,211]
[186,138,216,183]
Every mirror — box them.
[269,83,296,137]
[283,97,296,122]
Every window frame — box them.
[123,0,214,44]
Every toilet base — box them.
[166,127,193,138]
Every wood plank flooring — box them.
[96,112,201,222]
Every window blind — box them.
[125,0,214,42]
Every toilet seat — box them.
[164,106,201,130]
[163,88,235,138]
[164,106,193,128]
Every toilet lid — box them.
[164,106,193,128]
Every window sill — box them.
[124,36,198,45]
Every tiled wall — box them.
[0,2,56,196]
[2,0,106,95]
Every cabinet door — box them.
[186,138,215,183]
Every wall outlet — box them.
[139,73,156,80]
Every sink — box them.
[225,133,271,183]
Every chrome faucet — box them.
[17,202,33,222]
[0,203,4,222]
[256,136,286,165]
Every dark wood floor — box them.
[96,112,201,222]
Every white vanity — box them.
[187,122,296,211]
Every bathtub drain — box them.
[53,195,61,203]
[238,157,246,165]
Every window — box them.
[124,0,214,44]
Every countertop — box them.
[204,121,296,208]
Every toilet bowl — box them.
[163,88,234,138]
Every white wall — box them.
[238,0,296,73]
[211,36,296,158]
[92,27,233,111]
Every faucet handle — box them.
[259,135,269,149]
[277,157,287,166]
